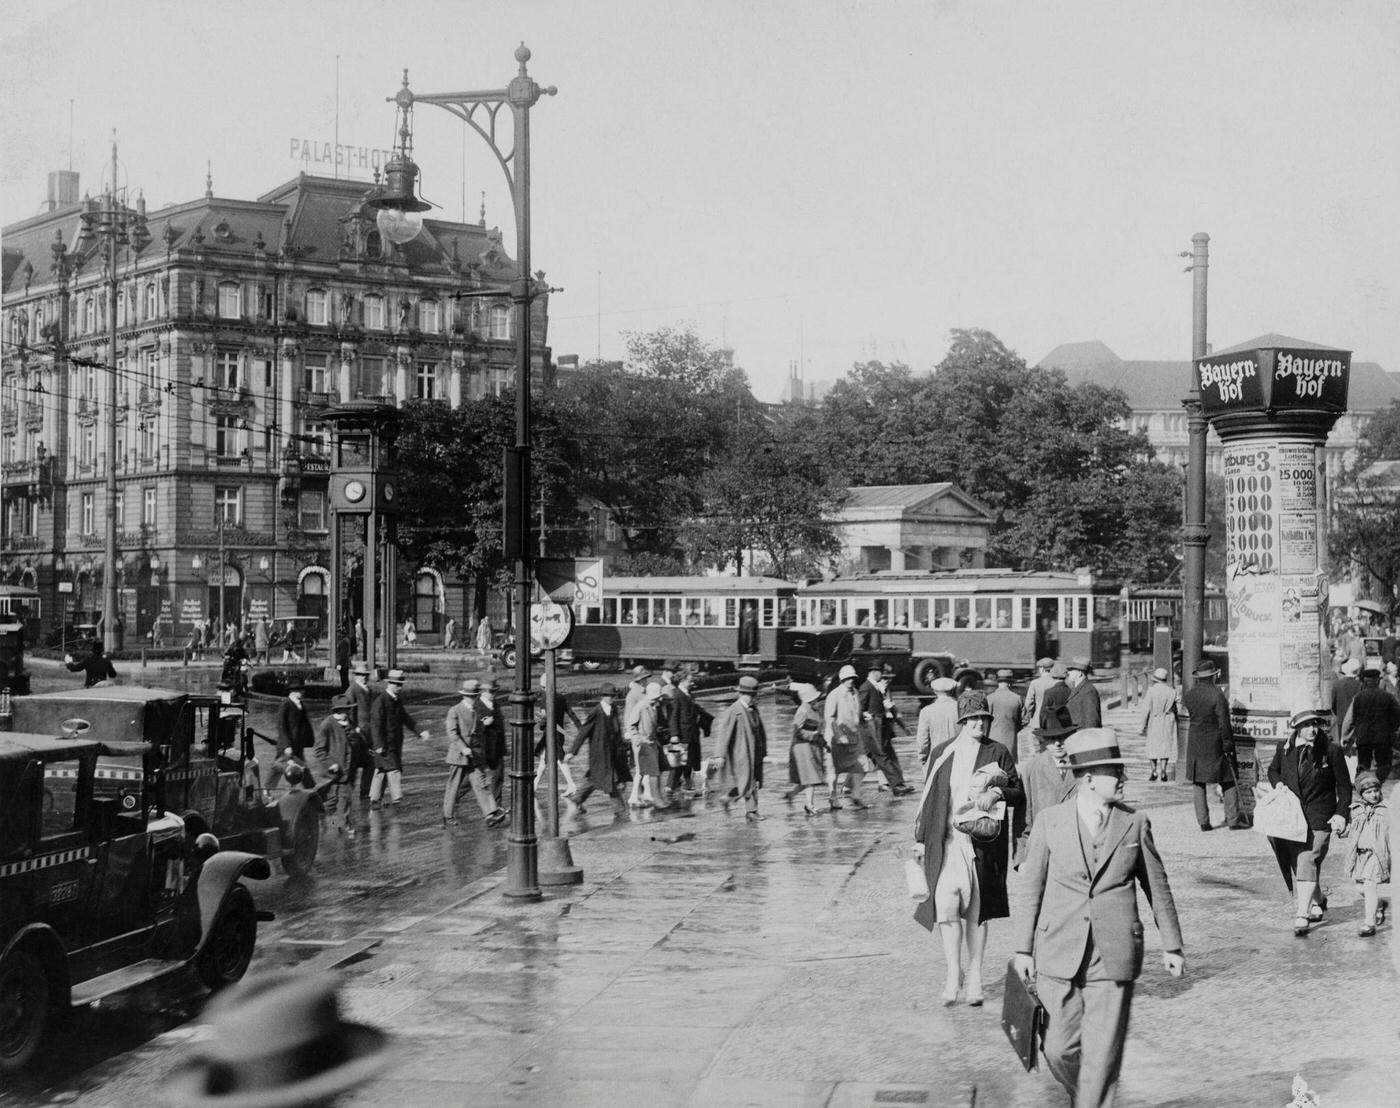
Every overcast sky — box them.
[3,0,1398,400]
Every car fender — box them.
[275,788,324,834]
[196,851,271,948]
[1,923,71,1008]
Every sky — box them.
[3,0,1399,401]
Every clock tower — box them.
[323,401,401,676]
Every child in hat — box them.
[1344,770,1391,936]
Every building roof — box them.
[1038,340,1399,413]
[843,483,994,520]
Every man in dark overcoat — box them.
[710,675,768,821]
[1039,663,1073,730]
[475,680,508,824]
[442,678,481,826]
[668,668,712,797]
[277,680,316,784]
[1345,666,1399,783]
[368,668,429,807]
[346,662,375,802]
[312,694,358,835]
[1064,658,1102,728]
[569,686,631,814]
[1183,659,1242,830]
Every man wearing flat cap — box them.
[1013,728,1185,1108]
[1183,659,1242,830]
[1343,665,1399,783]
[1064,658,1102,729]
[916,675,961,769]
[1021,657,1057,731]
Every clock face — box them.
[344,480,366,504]
[382,483,395,502]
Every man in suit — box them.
[312,694,359,836]
[710,675,768,821]
[916,676,961,766]
[346,662,376,802]
[1021,657,1057,729]
[988,669,1024,763]
[1183,659,1242,830]
[859,665,914,795]
[1013,728,1185,1108]
[442,679,481,827]
[1064,658,1102,728]
[1013,720,1079,866]
[277,679,316,782]
[1345,666,1399,784]
[668,667,713,797]
[368,668,430,808]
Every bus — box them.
[570,576,798,670]
[793,570,1122,690]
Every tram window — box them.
[603,598,618,624]
[703,598,723,626]
[953,598,971,628]
[684,599,702,625]
[933,598,951,628]
[995,597,1013,629]
[891,599,908,627]
[1094,596,1119,626]
[974,598,992,628]
[666,598,683,626]
[912,598,929,628]
[1077,597,1089,629]
[872,600,889,625]
[761,599,775,627]
[620,598,636,624]
[819,600,837,626]
[635,600,651,626]
[724,599,738,627]
[1019,598,1032,630]
[579,604,601,625]
[777,600,796,627]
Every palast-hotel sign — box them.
[288,138,397,175]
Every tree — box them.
[558,327,751,561]
[682,406,846,579]
[1330,401,1400,612]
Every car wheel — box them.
[912,658,946,695]
[196,886,256,991]
[500,644,518,669]
[0,950,51,1074]
[281,807,321,879]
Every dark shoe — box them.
[893,784,916,796]
[1228,821,1250,830]
[1377,901,1388,927]
[803,805,818,817]
[1148,771,1158,782]
[1359,925,1377,937]
[370,801,382,810]
[1199,823,1213,832]
[441,817,458,827]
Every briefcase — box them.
[1000,960,1046,1072]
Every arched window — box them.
[305,289,328,326]
[365,230,382,259]
[489,305,511,340]
[413,569,443,633]
[218,281,242,319]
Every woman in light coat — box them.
[788,684,828,815]
[1139,667,1180,782]
[624,682,666,809]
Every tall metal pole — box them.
[505,49,541,901]
[102,141,120,654]
[218,517,227,646]
[1181,233,1210,691]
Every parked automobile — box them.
[13,687,323,879]
[0,729,271,1072]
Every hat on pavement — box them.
[1036,657,1055,670]
[629,665,651,681]
[1063,727,1125,769]
[1342,658,1362,676]
[458,678,482,696]
[737,675,761,693]
[1066,657,1092,674]
[1151,667,1171,682]
[1033,721,1078,742]
[996,669,1014,680]
[931,676,958,694]
[385,668,407,685]
[351,661,371,677]
[330,694,354,713]
[1049,662,1069,680]
[1355,769,1382,792]
[791,682,821,704]
[837,664,859,682]
[164,970,389,1108]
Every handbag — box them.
[1251,782,1308,842]
[1001,961,1047,1072]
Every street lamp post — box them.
[192,518,228,649]
[370,46,555,902]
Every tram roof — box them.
[800,570,1100,595]
[603,576,796,595]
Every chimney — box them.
[47,170,79,212]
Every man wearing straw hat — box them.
[368,669,430,809]
[1013,727,1185,1108]
[441,679,482,827]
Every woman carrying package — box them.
[1267,704,1353,937]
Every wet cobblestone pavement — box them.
[6,671,1399,1106]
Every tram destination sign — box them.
[1196,342,1351,416]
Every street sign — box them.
[530,600,574,651]
[535,558,603,606]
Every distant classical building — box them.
[835,483,994,573]
[1,168,549,645]
[1037,340,1399,495]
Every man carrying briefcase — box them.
[1011,728,1185,1107]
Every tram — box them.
[1122,587,1228,653]
[570,576,798,670]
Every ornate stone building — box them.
[0,170,549,645]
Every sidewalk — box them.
[47,706,1400,1108]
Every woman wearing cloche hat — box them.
[1267,703,1352,936]
[823,665,867,810]
[1139,667,1180,783]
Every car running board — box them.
[71,958,188,1006]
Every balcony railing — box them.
[0,536,46,552]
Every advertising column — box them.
[1197,339,1350,764]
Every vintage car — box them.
[13,687,323,879]
[778,626,966,694]
[0,729,271,1072]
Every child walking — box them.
[1345,770,1390,937]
